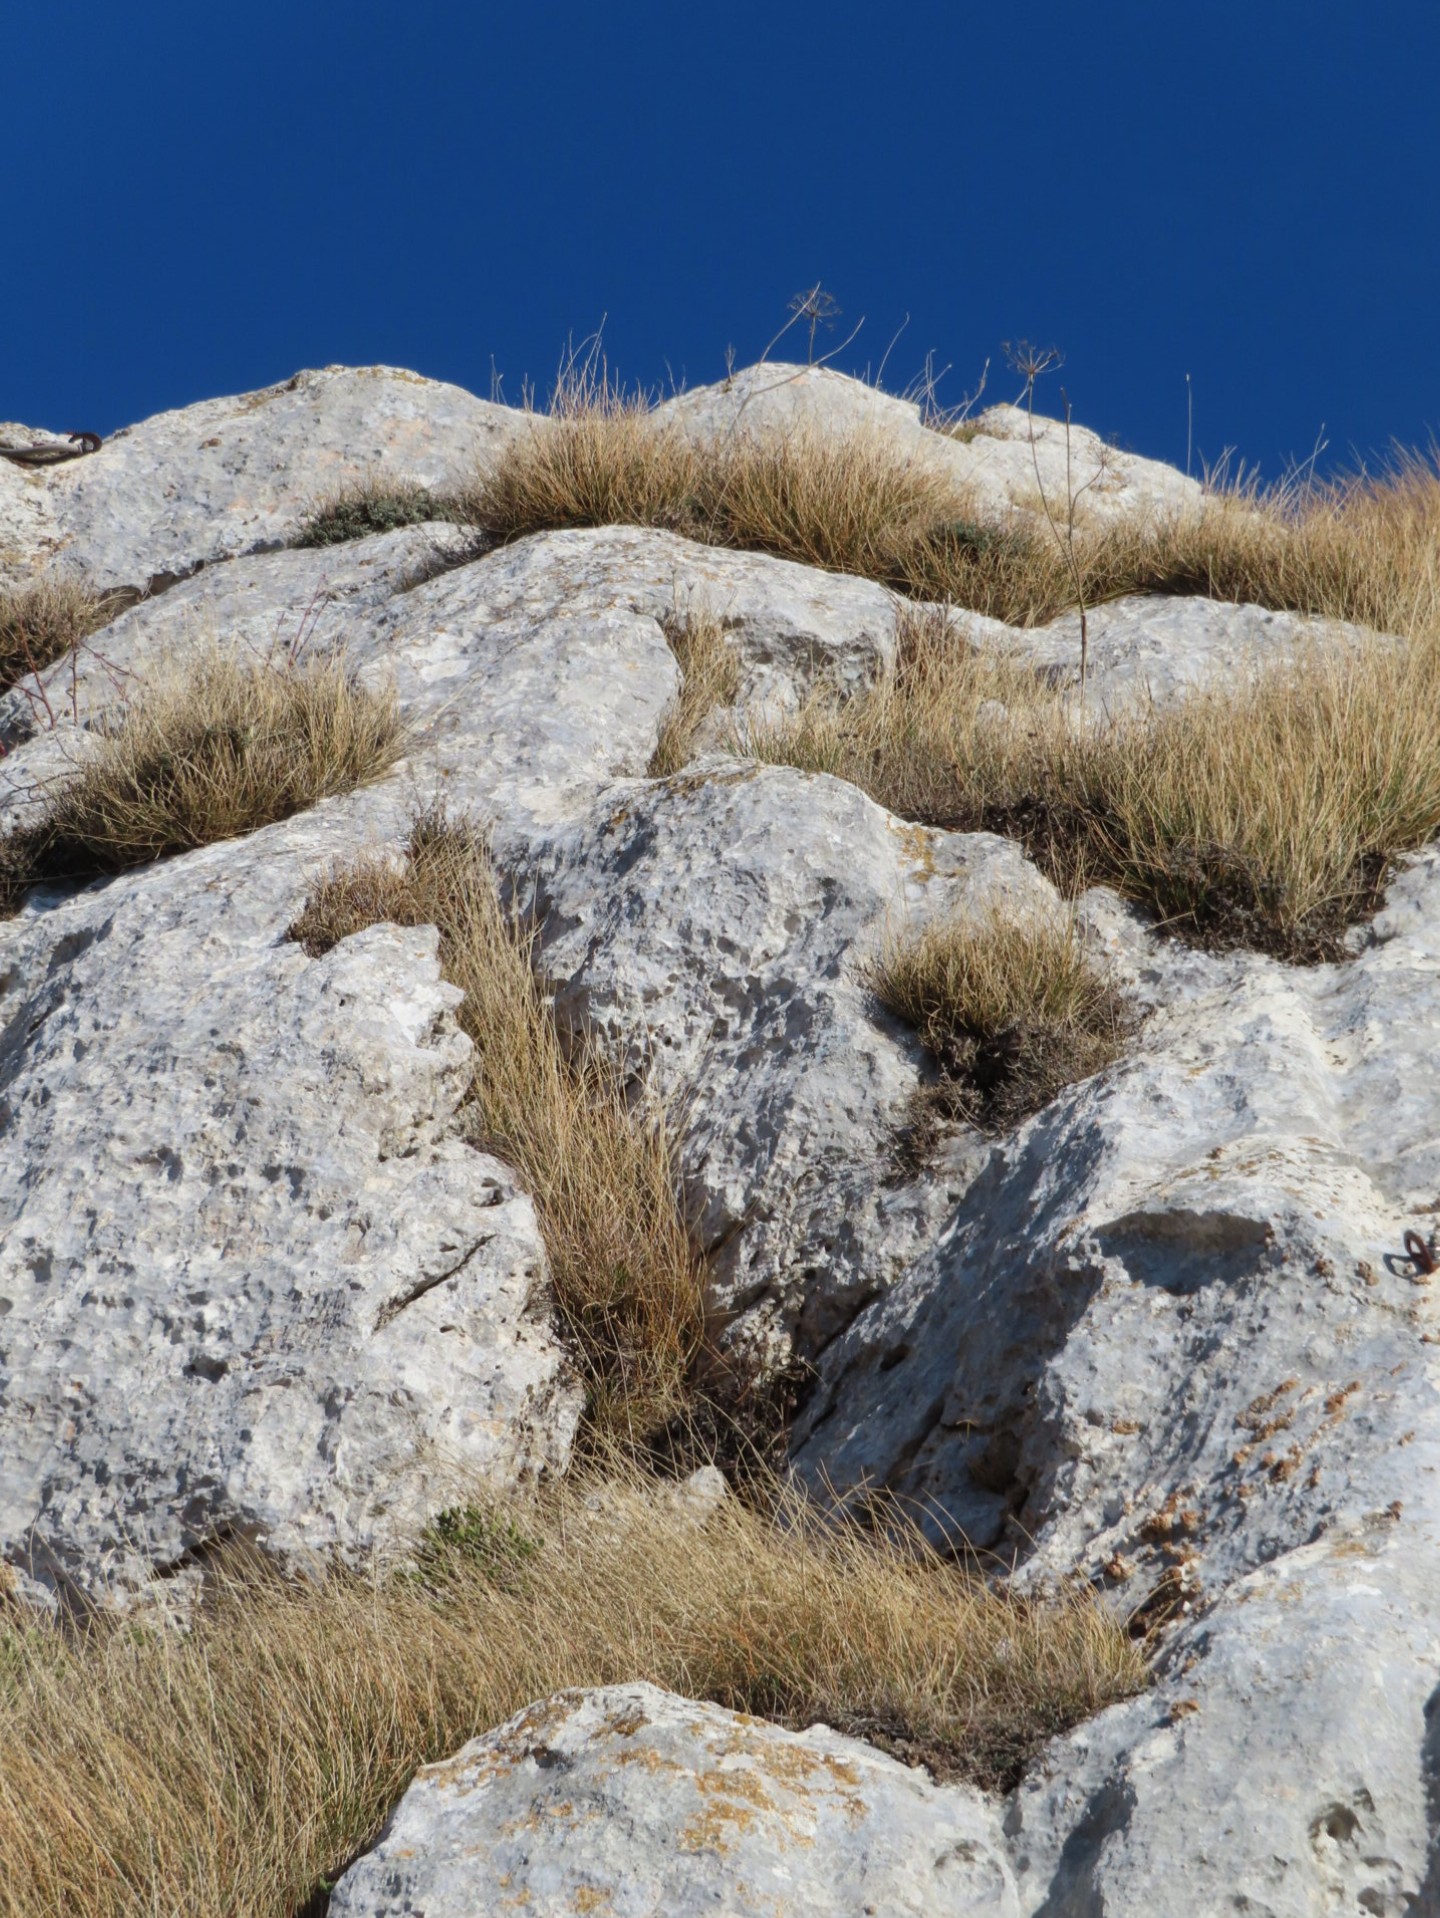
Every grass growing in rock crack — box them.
[0,1471,1145,1918]
[747,607,1440,961]
[0,649,404,909]
[871,910,1131,1133]
[647,609,742,776]
[289,812,706,1442]
[294,474,466,546]
[0,576,120,694]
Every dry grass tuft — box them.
[290,814,705,1440]
[295,474,464,547]
[0,576,118,693]
[871,910,1131,1133]
[0,1471,1145,1918]
[748,606,1440,960]
[1,649,403,904]
[647,610,742,777]
[465,368,707,541]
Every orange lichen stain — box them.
[890,820,940,880]
[572,1888,614,1914]
[604,1708,651,1739]
[678,1798,763,1856]
[1111,1417,1142,1436]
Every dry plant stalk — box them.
[870,908,1130,1131]
[0,1471,1145,1918]
[647,609,742,776]
[1,648,403,902]
[290,815,706,1440]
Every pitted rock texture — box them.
[3,359,1440,1903]
[328,1682,1019,1918]
[0,810,581,1601]
[511,759,1059,1362]
[0,364,522,595]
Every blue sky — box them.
[9,2,1438,480]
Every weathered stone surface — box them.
[0,810,582,1601]
[1012,588,1386,708]
[957,398,1202,524]
[792,849,1440,1909]
[4,362,1440,1900]
[328,1682,1019,1918]
[511,759,1058,1362]
[0,365,524,595]
[0,525,680,838]
[658,363,1202,526]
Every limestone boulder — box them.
[657,363,1202,526]
[510,759,1058,1362]
[1012,588,1387,708]
[0,809,582,1603]
[792,849,1440,1910]
[0,365,525,595]
[328,1682,1019,1918]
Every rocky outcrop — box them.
[512,762,1054,1364]
[658,362,1204,525]
[328,1682,1019,1918]
[0,364,522,596]
[3,360,1440,1904]
[0,810,582,1604]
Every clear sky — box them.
[9,1,1438,480]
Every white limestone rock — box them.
[0,365,524,595]
[328,1682,1019,1918]
[658,363,1202,526]
[0,526,681,842]
[510,759,1060,1360]
[957,398,1202,524]
[792,849,1440,1910]
[0,809,582,1601]
[1013,588,1387,709]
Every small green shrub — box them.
[296,476,462,547]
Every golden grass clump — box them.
[289,814,705,1441]
[871,909,1131,1131]
[748,606,1440,960]
[467,365,1440,660]
[467,369,707,542]
[0,1472,1145,1918]
[647,609,742,777]
[0,575,117,693]
[1,649,404,903]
